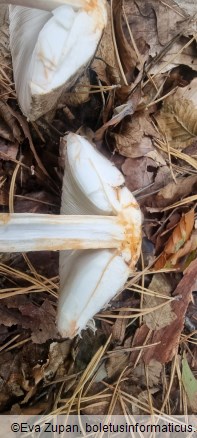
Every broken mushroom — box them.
[0,134,142,337]
[0,0,107,120]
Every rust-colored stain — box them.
[84,0,100,12]
[84,0,107,32]
[0,213,10,224]
[62,320,77,339]
[116,207,142,268]
[29,238,119,252]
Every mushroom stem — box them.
[0,0,94,11]
[0,213,126,252]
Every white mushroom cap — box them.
[9,0,107,119]
[58,134,142,338]
[58,249,130,338]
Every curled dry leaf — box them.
[156,78,197,150]
[143,273,176,331]
[155,209,194,269]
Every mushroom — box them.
[0,134,142,337]
[0,0,107,120]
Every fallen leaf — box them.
[113,0,138,81]
[122,156,158,192]
[155,209,194,269]
[0,8,13,100]
[182,352,197,413]
[132,388,159,415]
[112,311,128,344]
[14,191,58,214]
[155,175,197,208]
[134,258,197,363]
[124,0,197,74]
[92,3,119,85]
[169,230,197,267]
[106,349,129,379]
[112,111,158,158]
[156,79,197,150]
[94,89,141,142]
[0,298,59,344]
[0,101,22,143]
[0,140,18,161]
[19,299,59,344]
[133,359,162,388]
[59,72,90,107]
[143,274,176,330]
[44,341,71,381]
[6,105,49,177]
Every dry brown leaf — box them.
[112,111,158,158]
[169,229,197,266]
[146,150,167,166]
[59,72,90,107]
[19,299,59,344]
[124,0,197,74]
[106,349,129,379]
[14,191,57,214]
[94,100,137,142]
[156,79,197,150]
[0,298,59,344]
[111,311,128,343]
[0,101,22,143]
[144,258,197,363]
[131,259,197,364]
[0,140,18,161]
[0,120,15,142]
[143,274,176,330]
[43,341,71,381]
[132,389,160,415]
[155,175,197,208]
[0,7,13,100]
[92,3,120,84]
[7,106,51,179]
[122,156,158,192]
[113,0,138,80]
[133,359,162,387]
[155,209,194,269]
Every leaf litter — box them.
[0,0,196,417]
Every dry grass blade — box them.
[162,195,197,211]
[0,263,58,298]
[155,139,197,171]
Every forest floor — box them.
[0,0,197,417]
